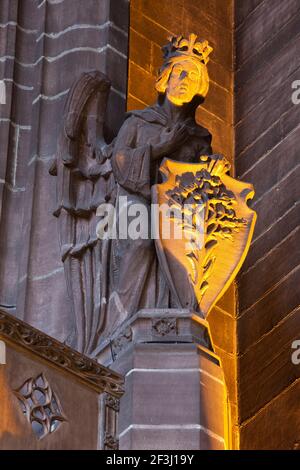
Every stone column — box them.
[97,309,228,450]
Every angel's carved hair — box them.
[155,57,210,99]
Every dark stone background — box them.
[0,0,129,341]
[235,0,300,449]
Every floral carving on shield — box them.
[152,154,256,317]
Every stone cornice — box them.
[95,308,215,367]
[0,310,124,398]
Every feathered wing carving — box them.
[50,71,116,355]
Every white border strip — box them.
[125,368,224,385]
[119,424,225,443]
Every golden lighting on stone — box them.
[0,357,22,440]
[153,154,256,317]
[155,34,212,101]
[166,61,205,106]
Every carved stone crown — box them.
[162,34,213,65]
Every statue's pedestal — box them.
[97,309,227,450]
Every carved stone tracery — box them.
[0,310,124,397]
[14,373,66,440]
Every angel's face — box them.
[166,61,201,106]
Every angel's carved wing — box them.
[50,71,116,355]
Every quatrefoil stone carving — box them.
[14,373,67,439]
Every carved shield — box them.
[152,155,257,317]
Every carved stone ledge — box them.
[0,310,124,398]
[95,308,212,366]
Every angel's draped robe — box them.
[109,104,212,328]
